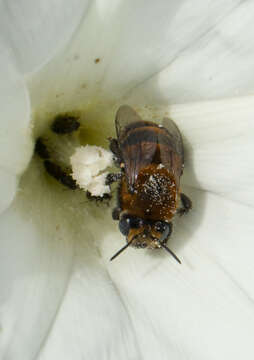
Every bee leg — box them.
[105,172,122,185]
[178,193,192,216]
[112,207,121,220]
[108,137,122,166]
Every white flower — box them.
[1,1,254,360]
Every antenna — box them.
[110,240,133,261]
[160,243,181,264]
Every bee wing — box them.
[115,105,157,189]
[115,105,143,141]
[115,108,184,190]
[158,117,184,185]
[161,117,184,160]
[122,137,157,189]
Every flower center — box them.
[33,107,114,201]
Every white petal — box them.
[126,0,254,104]
[29,0,235,108]
[0,170,17,214]
[0,0,91,73]
[0,160,139,360]
[170,96,254,206]
[101,188,254,360]
[0,46,32,212]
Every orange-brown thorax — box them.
[120,164,179,222]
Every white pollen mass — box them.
[157,163,165,169]
[70,145,113,196]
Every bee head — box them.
[110,215,180,263]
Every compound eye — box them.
[129,217,143,228]
[119,217,131,236]
[155,222,173,243]
[154,221,167,233]
[119,215,144,236]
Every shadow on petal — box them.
[0,157,139,359]
[146,134,207,268]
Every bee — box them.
[44,160,78,190]
[107,105,192,263]
[51,114,80,134]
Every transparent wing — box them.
[161,117,184,161]
[115,105,146,141]
[158,118,184,185]
[115,105,157,189]
[115,107,184,189]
